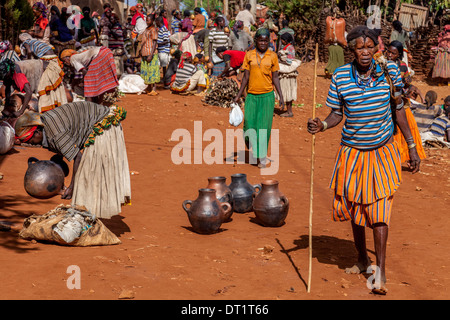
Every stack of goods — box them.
[204,78,241,108]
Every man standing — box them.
[235,4,256,33]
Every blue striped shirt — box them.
[157,26,171,54]
[326,60,403,150]
[22,39,53,58]
[429,114,450,137]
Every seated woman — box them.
[0,41,21,63]
[411,90,443,133]
[170,52,207,95]
[420,96,450,147]
[163,49,182,88]
[60,47,119,104]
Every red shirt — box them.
[223,50,246,69]
[12,73,29,92]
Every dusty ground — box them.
[0,61,449,301]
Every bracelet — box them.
[408,143,416,149]
[405,137,414,143]
[321,120,328,132]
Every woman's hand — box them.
[307,117,324,134]
[61,184,74,200]
[407,147,421,173]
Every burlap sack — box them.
[19,204,121,246]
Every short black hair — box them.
[245,4,251,10]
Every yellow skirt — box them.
[393,106,427,162]
[330,141,402,227]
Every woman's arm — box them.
[307,110,343,134]
[234,69,249,103]
[272,71,285,109]
[13,83,32,118]
[61,150,83,199]
[396,106,420,173]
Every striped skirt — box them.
[37,57,67,113]
[393,105,426,162]
[330,142,402,227]
[243,91,275,159]
[84,47,119,98]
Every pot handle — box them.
[27,157,39,166]
[281,195,289,207]
[182,200,192,214]
[252,184,261,198]
[221,202,232,215]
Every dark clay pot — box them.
[24,157,66,199]
[206,176,234,222]
[228,173,261,213]
[182,188,232,234]
[252,180,289,227]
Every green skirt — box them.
[243,91,275,159]
[140,55,160,85]
[325,44,345,74]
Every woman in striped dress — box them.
[307,26,421,295]
[170,52,207,95]
[19,33,67,113]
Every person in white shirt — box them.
[235,4,255,33]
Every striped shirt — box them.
[108,24,124,49]
[209,28,229,51]
[171,17,182,33]
[326,60,403,150]
[41,102,110,161]
[157,25,171,54]
[173,63,197,87]
[140,26,158,57]
[22,39,53,58]
[412,103,443,133]
[429,114,450,137]
[0,50,20,63]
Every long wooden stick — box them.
[308,43,319,293]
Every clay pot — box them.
[182,188,232,234]
[206,176,233,222]
[228,173,261,213]
[207,62,214,69]
[24,157,67,199]
[252,180,289,227]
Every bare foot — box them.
[280,112,293,117]
[345,262,371,274]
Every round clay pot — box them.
[24,157,66,199]
[206,176,233,222]
[182,188,232,234]
[228,173,261,213]
[252,180,289,227]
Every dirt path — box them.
[0,62,449,300]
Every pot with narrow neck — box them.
[182,188,232,234]
[206,176,233,222]
[228,173,261,213]
[252,180,289,227]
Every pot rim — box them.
[208,176,227,181]
[199,188,216,193]
[231,173,247,178]
[261,180,279,185]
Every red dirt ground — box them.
[1,61,449,301]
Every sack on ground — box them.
[19,204,121,246]
[229,102,243,127]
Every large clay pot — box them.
[24,157,66,199]
[252,180,289,227]
[206,176,233,222]
[228,173,261,213]
[182,188,232,234]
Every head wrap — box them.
[0,59,16,80]
[233,20,243,39]
[255,28,270,39]
[178,52,192,69]
[136,3,143,8]
[14,110,44,143]
[19,33,33,42]
[60,49,77,59]
[347,26,379,46]
[50,5,61,17]
[0,41,10,54]
[92,11,99,17]
[33,2,48,18]
[172,9,180,17]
